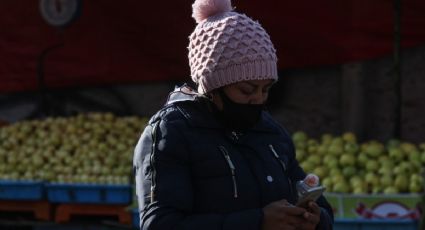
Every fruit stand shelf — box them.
[0,180,44,200]
[46,183,132,204]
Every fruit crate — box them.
[46,183,132,204]
[334,219,419,230]
[324,193,422,219]
[0,180,44,200]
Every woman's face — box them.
[213,79,274,109]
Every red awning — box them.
[0,0,424,92]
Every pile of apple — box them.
[293,131,425,194]
[0,113,147,185]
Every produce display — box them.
[0,115,423,194]
[0,113,147,185]
[293,131,425,194]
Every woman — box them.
[133,0,334,229]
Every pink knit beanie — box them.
[189,0,278,94]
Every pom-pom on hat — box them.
[188,0,278,94]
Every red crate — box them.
[0,200,51,220]
[54,203,131,225]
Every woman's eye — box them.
[241,89,254,95]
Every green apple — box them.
[408,150,421,162]
[352,186,367,194]
[0,148,6,157]
[394,174,409,192]
[380,159,395,170]
[393,165,407,174]
[300,161,315,172]
[321,134,333,146]
[365,172,379,186]
[378,167,393,176]
[342,166,356,178]
[358,170,366,178]
[295,141,307,151]
[339,153,356,166]
[329,168,342,178]
[328,144,344,156]
[333,181,350,193]
[365,161,379,172]
[104,157,116,167]
[306,155,322,165]
[292,131,308,143]
[365,142,384,158]
[307,145,318,154]
[411,173,422,182]
[400,142,417,154]
[322,177,333,191]
[409,182,422,193]
[323,155,337,163]
[295,149,307,161]
[31,155,44,167]
[410,174,423,193]
[331,137,343,146]
[409,161,422,173]
[371,185,382,194]
[331,174,344,184]
[344,142,359,154]
[317,145,328,155]
[380,175,393,187]
[342,132,357,143]
[399,162,413,174]
[356,152,369,166]
[349,176,362,186]
[313,166,328,178]
[325,157,339,169]
[307,139,319,147]
[383,186,399,194]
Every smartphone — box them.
[296,186,326,207]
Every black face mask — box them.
[216,89,264,131]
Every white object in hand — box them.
[304,173,320,187]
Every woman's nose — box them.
[249,91,266,104]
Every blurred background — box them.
[0,0,424,229]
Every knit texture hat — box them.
[189,0,278,94]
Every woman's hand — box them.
[262,199,306,230]
[297,201,321,230]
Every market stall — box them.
[0,0,425,229]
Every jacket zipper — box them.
[269,144,293,198]
[218,146,238,198]
[231,131,240,141]
[149,121,161,202]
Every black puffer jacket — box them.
[133,87,333,230]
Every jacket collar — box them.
[176,98,280,134]
[166,85,280,134]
